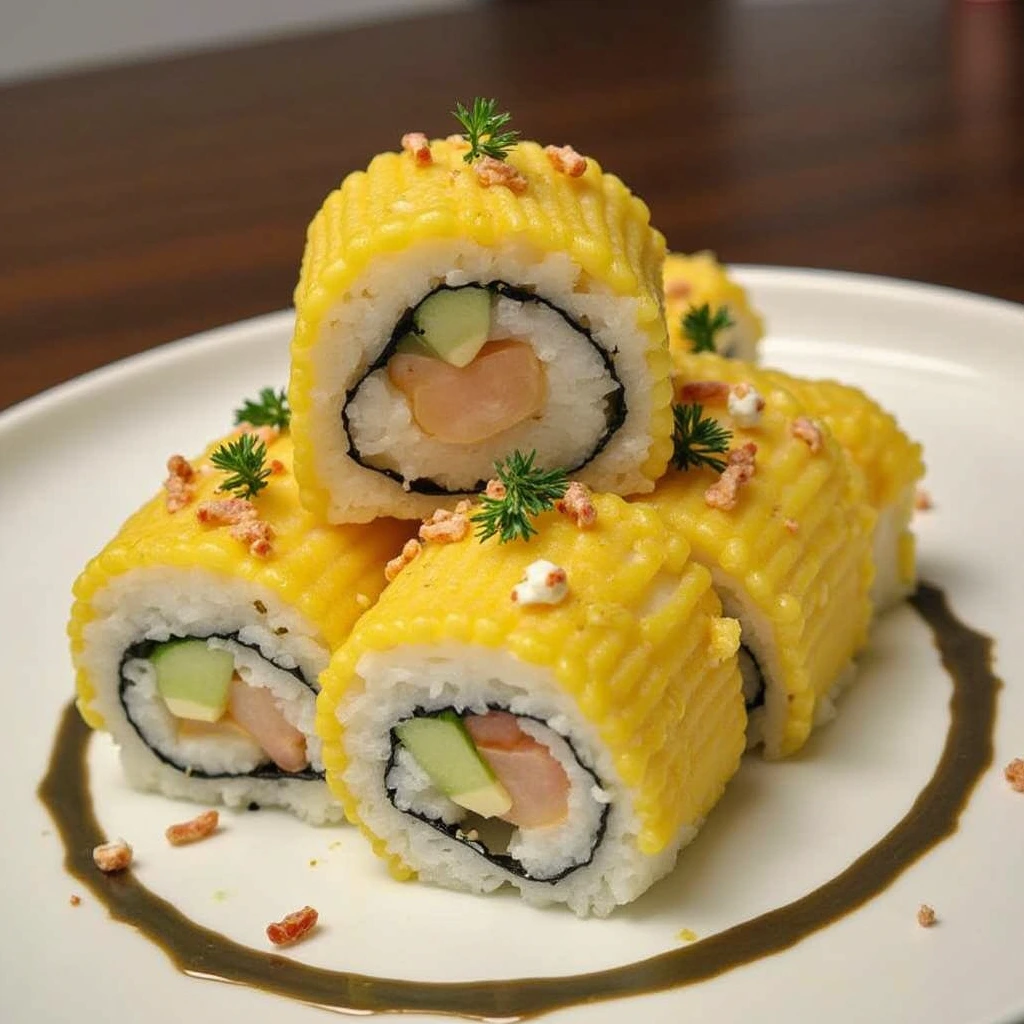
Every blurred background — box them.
[1,0,1021,410]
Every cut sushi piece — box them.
[289,137,673,524]
[317,494,745,916]
[650,355,876,757]
[68,430,413,823]
[664,251,765,361]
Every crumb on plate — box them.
[166,809,219,846]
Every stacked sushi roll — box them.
[652,354,876,757]
[289,132,673,524]
[663,251,765,361]
[750,369,924,611]
[317,495,745,916]
[69,426,413,822]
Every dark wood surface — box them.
[1,0,1021,412]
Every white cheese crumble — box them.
[728,382,765,428]
[511,559,569,606]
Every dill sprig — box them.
[682,303,733,354]
[671,403,733,473]
[234,387,290,430]
[211,433,272,500]
[453,97,519,164]
[471,450,568,544]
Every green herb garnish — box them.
[671,403,733,473]
[211,433,272,500]
[682,303,733,354]
[471,450,568,544]
[234,387,290,430]
[453,97,519,164]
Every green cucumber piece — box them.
[412,288,492,368]
[395,711,512,817]
[151,639,235,723]
[393,333,433,357]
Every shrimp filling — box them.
[119,634,321,780]
[386,707,609,882]
[345,283,625,494]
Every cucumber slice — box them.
[412,288,492,368]
[393,333,433,357]
[151,639,235,723]
[395,711,512,818]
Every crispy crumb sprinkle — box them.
[235,424,280,446]
[915,487,934,512]
[196,498,274,557]
[485,478,507,500]
[555,481,597,528]
[267,906,319,946]
[163,454,196,513]
[401,131,433,166]
[69,894,81,906]
[784,518,799,534]
[165,809,219,846]
[705,443,757,511]
[308,859,318,867]
[385,539,422,582]
[678,380,730,405]
[544,144,587,177]
[474,155,527,194]
[1004,758,1024,792]
[791,416,823,453]
[665,279,692,301]
[420,500,472,543]
[93,838,132,873]
[229,517,275,558]
[917,904,937,927]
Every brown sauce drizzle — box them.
[38,583,999,1020]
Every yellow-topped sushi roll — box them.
[664,251,765,361]
[317,494,744,916]
[69,425,413,822]
[290,113,673,524]
[752,369,924,611]
[650,354,875,757]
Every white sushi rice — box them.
[79,566,342,824]
[302,239,660,523]
[346,292,619,490]
[871,488,917,613]
[339,643,698,918]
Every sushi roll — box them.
[671,348,925,613]
[651,354,875,757]
[68,427,413,823]
[317,494,744,916]
[289,126,673,524]
[751,368,924,611]
[664,251,765,361]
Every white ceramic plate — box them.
[2,268,1022,1024]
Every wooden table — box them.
[1,0,1021,412]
